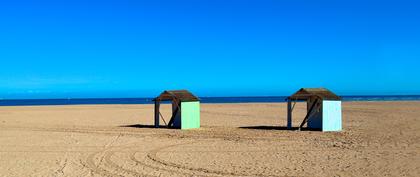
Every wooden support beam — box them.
[291,100,297,111]
[168,100,181,128]
[299,99,319,130]
[287,99,292,129]
[154,100,160,128]
[159,112,167,126]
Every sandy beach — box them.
[0,101,419,177]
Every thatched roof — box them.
[154,90,199,102]
[288,88,341,101]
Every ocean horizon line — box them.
[0,95,420,106]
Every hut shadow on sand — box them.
[121,124,321,131]
[119,124,172,129]
[239,126,321,131]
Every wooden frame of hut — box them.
[287,88,342,131]
[153,90,200,129]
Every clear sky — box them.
[0,0,419,99]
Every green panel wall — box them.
[181,101,200,129]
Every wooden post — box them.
[154,100,159,128]
[287,99,292,129]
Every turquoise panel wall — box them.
[322,100,342,131]
[180,101,200,129]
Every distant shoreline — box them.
[1,95,420,106]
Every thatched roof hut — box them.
[154,90,200,129]
[287,88,342,131]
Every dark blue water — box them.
[0,95,419,106]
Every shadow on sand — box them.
[120,124,322,131]
[119,124,171,129]
[239,126,321,131]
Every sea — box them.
[0,95,420,106]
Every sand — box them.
[0,102,419,177]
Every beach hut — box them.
[286,88,342,131]
[153,90,200,129]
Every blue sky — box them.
[0,0,419,99]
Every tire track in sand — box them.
[145,142,280,177]
[84,145,194,177]
[81,134,149,177]
[129,143,215,177]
